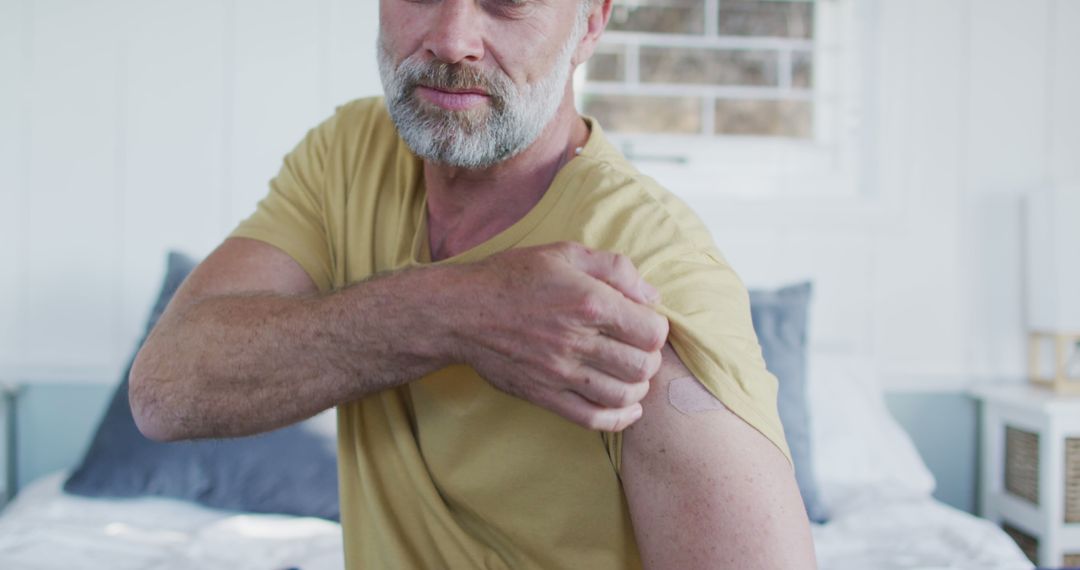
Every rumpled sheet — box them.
[0,472,344,570]
[0,471,1035,569]
[812,492,1034,570]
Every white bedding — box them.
[0,470,1033,569]
[0,472,345,570]
[813,494,1033,569]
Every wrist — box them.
[421,263,481,366]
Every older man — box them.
[129,0,817,568]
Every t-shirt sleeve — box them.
[228,114,337,294]
[601,248,793,473]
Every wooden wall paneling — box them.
[22,0,126,379]
[227,0,329,235]
[0,0,28,371]
[1048,0,1080,189]
[117,0,230,364]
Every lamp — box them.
[1025,188,1080,394]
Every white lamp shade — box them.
[1026,188,1080,331]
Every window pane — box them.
[584,95,701,134]
[609,0,705,35]
[586,47,626,82]
[792,50,813,88]
[714,99,811,137]
[640,47,778,86]
[718,0,814,39]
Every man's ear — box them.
[572,0,613,67]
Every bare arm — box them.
[622,344,817,569]
[130,238,668,441]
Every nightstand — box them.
[973,385,1080,566]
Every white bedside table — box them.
[972,385,1080,567]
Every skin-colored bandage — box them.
[668,376,728,415]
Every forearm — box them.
[130,265,456,441]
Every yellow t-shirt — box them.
[230,97,791,569]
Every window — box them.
[577,0,865,198]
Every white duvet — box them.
[0,471,1033,569]
[0,355,1035,569]
[0,472,345,570]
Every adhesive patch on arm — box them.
[668,376,729,415]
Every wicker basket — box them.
[1068,437,1080,523]
[1002,523,1039,564]
[1005,427,1040,505]
[1067,553,1080,566]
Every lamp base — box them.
[1029,331,1080,394]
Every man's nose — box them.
[423,0,485,64]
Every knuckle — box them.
[611,253,631,273]
[580,412,601,431]
[647,350,663,377]
[610,384,634,407]
[632,378,651,401]
[544,358,574,382]
[647,318,669,350]
[633,352,654,382]
[559,241,586,257]
[577,293,606,321]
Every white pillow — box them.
[807,353,936,516]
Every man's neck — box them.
[423,97,589,261]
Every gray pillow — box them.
[749,282,828,523]
[63,252,339,521]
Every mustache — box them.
[395,58,513,108]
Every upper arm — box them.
[621,344,817,569]
[155,237,320,333]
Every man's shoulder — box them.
[555,130,716,268]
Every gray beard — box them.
[377,24,580,169]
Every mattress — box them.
[0,471,1034,569]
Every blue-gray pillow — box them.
[63,251,340,521]
[749,282,828,523]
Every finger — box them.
[549,390,644,432]
[593,296,670,352]
[582,334,663,384]
[570,366,651,408]
[564,244,659,305]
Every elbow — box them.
[128,349,183,443]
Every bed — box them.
[0,467,1032,570]
[0,253,1035,569]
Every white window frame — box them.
[575,0,868,199]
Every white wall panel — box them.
[117,1,230,364]
[874,0,968,382]
[22,0,124,375]
[777,232,876,354]
[966,0,1050,193]
[1049,0,1080,188]
[227,0,329,232]
[326,0,382,106]
[0,0,28,371]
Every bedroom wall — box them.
[1,0,1078,511]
